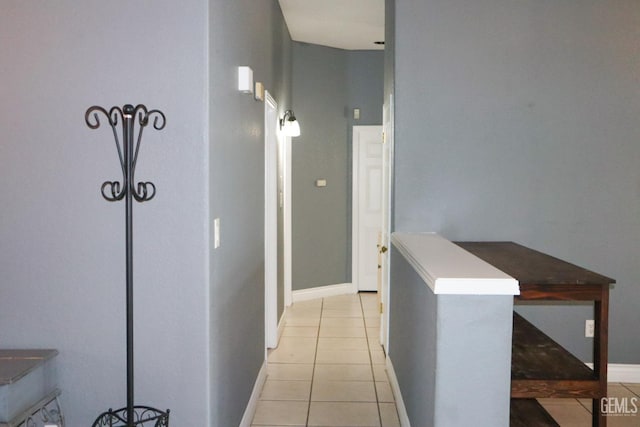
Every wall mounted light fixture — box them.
[280,109,301,137]
[238,66,254,94]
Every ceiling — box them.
[278,0,385,51]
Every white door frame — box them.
[265,91,278,349]
[282,128,293,308]
[380,94,394,350]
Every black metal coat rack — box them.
[86,104,170,427]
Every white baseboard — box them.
[585,363,640,383]
[239,361,267,427]
[386,357,411,427]
[292,282,356,303]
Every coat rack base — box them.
[91,406,169,427]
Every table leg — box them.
[593,287,609,427]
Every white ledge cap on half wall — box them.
[391,232,520,296]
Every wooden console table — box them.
[455,242,615,427]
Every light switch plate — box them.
[214,218,221,248]
[316,179,327,187]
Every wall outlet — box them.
[585,319,595,338]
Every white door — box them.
[352,126,384,292]
[265,92,278,349]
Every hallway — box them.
[251,293,400,427]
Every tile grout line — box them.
[258,294,395,427]
[305,298,323,427]
[621,383,640,398]
[575,397,593,414]
[360,293,384,427]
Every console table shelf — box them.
[455,241,614,427]
[512,313,599,397]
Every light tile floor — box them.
[252,292,640,426]
[251,292,400,427]
[538,384,640,426]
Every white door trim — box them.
[380,94,394,351]
[265,91,278,349]
[352,128,361,293]
[281,126,293,307]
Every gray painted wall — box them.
[384,0,395,115]
[391,0,640,363]
[384,0,396,229]
[388,249,437,424]
[347,52,385,127]
[0,1,292,425]
[291,43,383,290]
[291,42,349,290]
[208,1,291,425]
[346,52,385,274]
[389,246,513,426]
[435,296,513,426]
[0,1,209,425]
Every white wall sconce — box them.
[238,66,254,94]
[280,109,301,137]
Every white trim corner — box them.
[277,307,287,344]
[264,91,279,349]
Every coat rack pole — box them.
[86,104,170,427]
[123,108,135,426]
